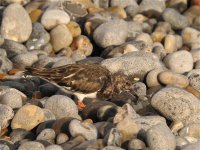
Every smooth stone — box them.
[102,146,125,150]
[164,34,178,53]
[181,141,200,150]
[163,50,193,74]
[104,128,122,147]
[151,87,200,125]
[1,39,27,58]
[0,88,27,100]
[69,119,97,140]
[179,123,200,138]
[0,90,23,109]
[135,33,153,48]
[11,52,38,69]
[42,108,56,121]
[26,22,50,51]
[71,139,101,150]
[18,141,45,150]
[10,128,35,143]
[11,104,45,131]
[126,21,142,39]
[70,35,93,56]
[93,19,128,48]
[36,128,56,142]
[0,49,13,73]
[125,2,139,18]
[195,60,200,69]
[106,6,127,19]
[128,139,146,150]
[29,9,42,23]
[41,9,70,30]
[151,31,166,43]
[147,123,176,150]
[71,50,86,61]
[162,8,189,30]
[176,136,189,148]
[0,140,15,150]
[187,69,200,92]
[182,27,200,49]
[39,83,58,97]
[190,49,200,62]
[166,0,188,12]
[0,104,14,129]
[44,95,80,120]
[50,24,73,52]
[52,58,75,68]
[45,145,63,150]
[56,133,69,144]
[152,43,167,59]
[0,144,9,150]
[146,68,165,87]
[1,0,30,5]
[110,0,135,8]
[158,71,189,88]
[139,0,166,17]
[1,3,32,42]
[66,21,81,38]
[101,51,164,80]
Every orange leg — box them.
[77,100,86,110]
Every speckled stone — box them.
[0,104,14,129]
[187,69,200,92]
[18,141,45,150]
[11,104,45,131]
[163,8,189,30]
[147,123,176,150]
[101,51,164,80]
[163,50,193,74]
[41,9,70,30]
[93,19,128,48]
[179,123,200,138]
[151,87,200,125]
[0,48,13,73]
[1,3,32,42]
[128,139,146,150]
[36,128,56,142]
[44,95,80,120]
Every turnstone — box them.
[25,63,135,109]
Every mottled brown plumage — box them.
[25,63,133,101]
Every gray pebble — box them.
[139,0,166,17]
[187,69,200,92]
[1,39,27,58]
[39,83,58,97]
[176,136,189,148]
[36,128,56,143]
[102,146,125,150]
[0,104,14,129]
[71,50,86,62]
[26,22,50,51]
[93,19,128,48]
[45,145,63,150]
[101,51,163,80]
[52,58,75,68]
[42,108,56,121]
[0,90,23,109]
[127,22,143,39]
[56,133,69,144]
[1,3,32,42]
[146,123,176,150]
[128,139,146,150]
[125,2,139,18]
[69,119,97,140]
[18,141,45,150]
[151,86,200,125]
[163,8,189,30]
[0,48,13,73]
[181,141,200,150]
[44,95,80,119]
[110,0,136,8]
[0,144,9,150]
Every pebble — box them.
[163,50,193,74]
[158,70,189,88]
[146,123,176,150]
[11,104,45,131]
[18,141,45,150]
[101,51,164,80]
[0,144,9,150]
[0,48,13,73]
[45,145,63,150]
[69,119,98,140]
[41,9,70,30]
[146,68,165,87]
[50,24,73,52]
[0,104,14,129]
[71,50,87,61]
[56,133,69,144]
[104,128,122,147]
[36,128,56,143]
[179,123,200,138]
[140,0,166,17]
[44,95,80,119]
[181,141,200,150]
[190,48,200,62]
[0,90,23,109]
[164,34,178,53]
[52,58,75,68]
[26,22,50,51]
[66,21,81,38]
[1,3,32,42]
[128,139,146,150]
[162,8,189,30]
[176,136,189,148]
[93,19,128,48]
[195,60,200,69]
[187,69,200,92]
[151,86,200,125]
[102,146,125,150]
[166,0,188,12]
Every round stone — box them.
[0,90,23,109]
[0,104,14,129]
[11,104,45,131]
[44,95,80,119]
[1,3,32,42]
[41,9,70,30]
[146,123,176,150]
[50,24,73,52]
[45,145,63,150]
[93,19,128,48]
[163,50,193,74]
[146,68,165,87]
[164,34,178,53]
[158,70,189,88]
[128,139,146,150]
[56,133,69,144]
[36,128,56,142]
[18,141,45,150]
[66,21,81,37]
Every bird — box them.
[25,63,135,109]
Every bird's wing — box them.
[25,64,111,94]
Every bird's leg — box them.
[77,100,86,110]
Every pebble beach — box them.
[0,0,200,150]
